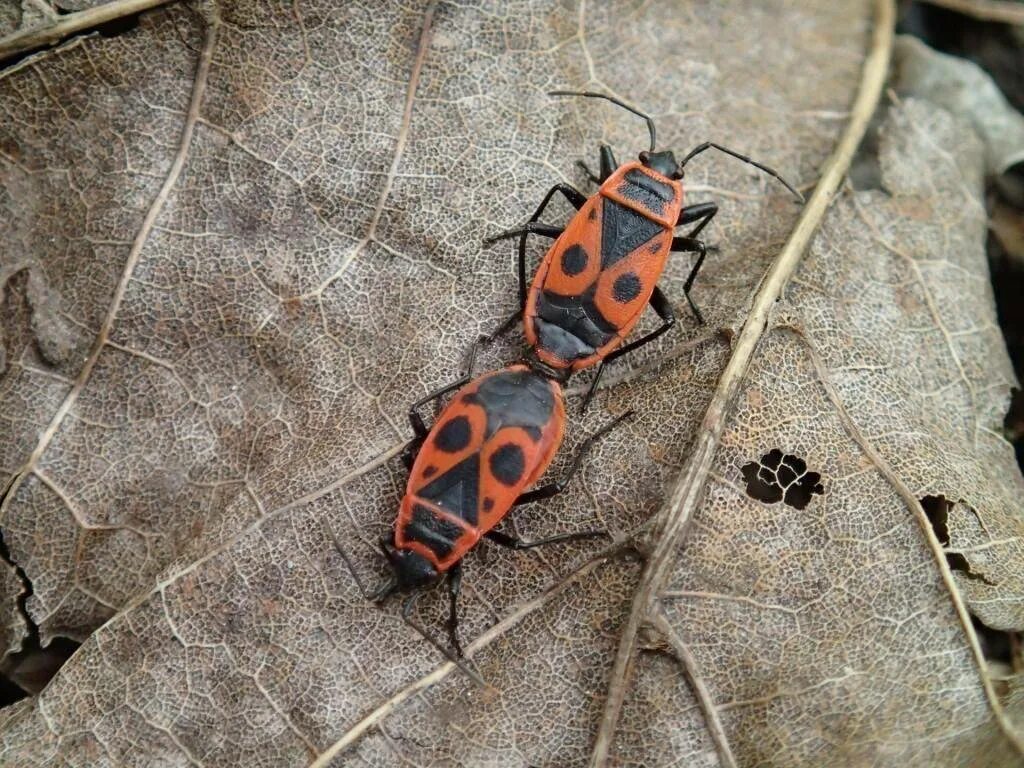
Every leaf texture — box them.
[0,1,1021,766]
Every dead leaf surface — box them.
[0,1,1021,765]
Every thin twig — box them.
[649,610,738,768]
[587,1,897,764]
[919,0,1024,25]
[0,0,175,64]
[787,324,1024,754]
[307,541,629,768]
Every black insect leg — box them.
[484,528,607,550]
[677,201,718,240]
[484,223,564,340]
[581,287,677,410]
[512,410,634,506]
[670,236,708,324]
[407,339,482,438]
[407,376,467,441]
[486,183,586,311]
[445,562,463,656]
[484,222,564,244]
[400,446,419,472]
[403,337,483,471]
[401,590,487,685]
[678,142,804,202]
[577,143,618,185]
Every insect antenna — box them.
[548,90,657,152]
[328,525,490,689]
[402,593,490,690]
[678,141,805,203]
[328,524,397,602]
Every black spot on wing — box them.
[418,454,480,526]
[403,503,465,559]
[613,272,642,303]
[434,415,471,453]
[600,200,661,269]
[489,443,526,487]
[561,244,589,276]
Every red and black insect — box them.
[488,90,804,404]
[333,344,629,670]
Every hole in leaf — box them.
[0,524,81,708]
[920,494,951,545]
[972,614,1020,670]
[741,449,824,510]
[0,637,80,706]
[990,224,1024,472]
[921,494,996,586]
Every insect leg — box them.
[676,201,718,239]
[401,591,488,686]
[678,142,804,202]
[580,363,607,414]
[577,143,618,185]
[581,287,678,409]
[486,183,586,311]
[599,144,618,181]
[486,309,523,344]
[512,410,635,506]
[484,528,608,549]
[483,222,563,244]
[485,222,563,340]
[400,443,421,472]
[670,236,709,324]
[407,338,482,439]
[445,562,463,657]
[331,530,485,685]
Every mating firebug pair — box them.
[335,91,802,673]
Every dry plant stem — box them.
[788,325,1024,753]
[308,544,626,768]
[587,1,896,764]
[919,0,1024,25]
[0,0,175,63]
[649,610,738,768]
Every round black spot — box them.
[489,443,525,487]
[422,465,437,478]
[561,244,588,276]
[434,415,471,453]
[482,497,495,511]
[613,272,642,303]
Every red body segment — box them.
[524,161,684,371]
[395,365,565,571]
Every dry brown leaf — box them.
[0,1,1021,765]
